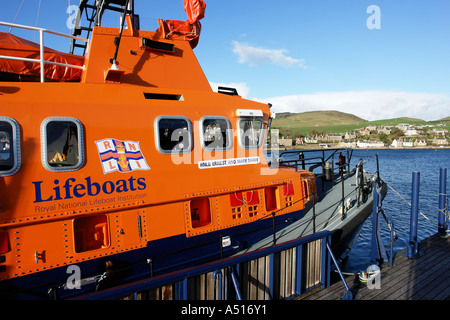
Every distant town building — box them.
[279,137,293,147]
[433,137,448,145]
[414,139,427,147]
[391,139,413,148]
[404,129,418,136]
[325,133,343,141]
[359,128,371,136]
[377,126,392,135]
[339,140,357,148]
[304,136,318,144]
[357,140,385,148]
[428,128,448,136]
[391,139,403,148]
[403,140,414,148]
[397,123,411,131]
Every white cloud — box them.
[254,91,450,121]
[209,81,251,98]
[231,41,306,68]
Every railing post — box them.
[320,235,330,289]
[174,276,188,300]
[438,168,448,238]
[389,221,395,267]
[370,182,379,264]
[407,172,420,259]
[230,266,242,300]
[212,270,223,300]
[39,29,44,83]
[272,212,277,245]
[294,245,303,296]
[376,153,380,185]
[268,253,275,300]
[340,169,345,220]
[370,183,387,266]
[312,193,316,233]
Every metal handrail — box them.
[278,148,353,175]
[0,21,88,82]
[70,230,333,300]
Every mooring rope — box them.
[9,0,25,33]
[386,182,449,232]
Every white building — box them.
[357,140,385,148]
[404,129,418,136]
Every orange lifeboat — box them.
[0,0,320,299]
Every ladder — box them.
[70,0,134,55]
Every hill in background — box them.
[271,110,448,137]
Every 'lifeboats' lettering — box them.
[32,176,146,203]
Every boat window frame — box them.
[41,116,85,172]
[154,115,193,155]
[237,116,265,150]
[0,116,21,177]
[200,116,232,152]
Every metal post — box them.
[39,30,44,83]
[376,153,380,185]
[294,244,303,296]
[340,169,345,220]
[370,183,388,266]
[312,193,316,233]
[212,270,223,300]
[320,235,332,289]
[370,182,379,265]
[438,168,448,238]
[407,172,420,259]
[326,242,352,300]
[268,253,275,300]
[272,212,276,245]
[230,266,242,300]
[389,221,394,267]
[346,149,351,174]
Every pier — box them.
[301,233,449,300]
[302,167,449,300]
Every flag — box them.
[95,138,150,174]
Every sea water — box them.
[345,148,450,272]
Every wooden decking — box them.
[302,233,450,300]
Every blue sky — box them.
[1,0,449,121]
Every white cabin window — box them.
[0,117,21,176]
[238,117,264,149]
[41,117,84,172]
[201,117,232,151]
[155,116,192,154]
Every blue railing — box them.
[70,230,335,300]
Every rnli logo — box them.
[95,139,150,174]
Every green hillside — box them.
[271,110,367,137]
[432,116,450,125]
[271,111,446,137]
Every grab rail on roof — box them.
[0,21,88,83]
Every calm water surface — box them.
[345,148,450,272]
